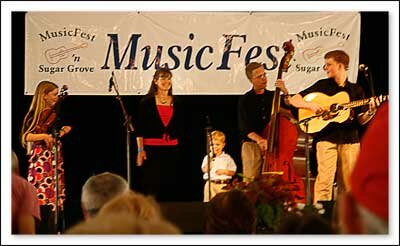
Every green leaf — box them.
[257,204,275,229]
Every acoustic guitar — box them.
[298,91,388,133]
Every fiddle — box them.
[35,85,68,134]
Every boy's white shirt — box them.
[201,152,237,180]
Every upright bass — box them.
[262,40,305,203]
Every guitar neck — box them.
[342,95,388,109]
[342,98,371,109]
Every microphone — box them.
[358,64,368,72]
[205,114,214,158]
[108,71,114,92]
[205,114,214,130]
[205,115,211,127]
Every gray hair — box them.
[81,172,129,217]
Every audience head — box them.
[69,189,178,234]
[204,189,256,234]
[339,102,388,234]
[81,172,129,219]
[12,150,20,174]
[276,210,334,234]
[66,212,181,234]
[98,190,162,221]
[12,151,41,234]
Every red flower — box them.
[226,174,299,232]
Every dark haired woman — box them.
[135,67,184,202]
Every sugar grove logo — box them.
[45,43,88,64]
[302,42,344,63]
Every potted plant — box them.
[224,174,326,233]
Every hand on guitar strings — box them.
[307,102,326,115]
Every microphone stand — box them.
[205,116,215,201]
[298,116,316,206]
[51,128,63,234]
[50,105,64,234]
[362,66,376,97]
[109,72,135,187]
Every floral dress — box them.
[27,142,65,211]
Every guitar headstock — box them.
[279,40,294,73]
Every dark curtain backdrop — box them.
[11,12,388,229]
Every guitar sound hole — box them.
[330,104,340,112]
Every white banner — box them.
[25,12,360,95]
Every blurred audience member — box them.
[276,210,335,234]
[68,189,180,234]
[81,172,129,219]
[12,151,41,234]
[66,212,181,234]
[339,102,388,234]
[98,190,162,221]
[204,189,256,234]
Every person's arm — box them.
[275,79,289,95]
[59,125,72,137]
[275,79,291,107]
[358,95,384,125]
[283,94,291,106]
[25,133,55,149]
[238,95,268,151]
[201,155,212,173]
[135,97,148,167]
[136,137,146,166]
[358,110,376,126]
[17,214,36,234]
[215,169,235,176]
[288,94,325,113]
[16,181,41,234]
[247,132,268,151]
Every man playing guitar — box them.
[287,50,384,204]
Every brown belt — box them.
[211,179,231,184]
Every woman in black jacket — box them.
[135,67,184,202]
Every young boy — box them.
[201,130,237,202]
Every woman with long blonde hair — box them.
[20,80,72,234]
